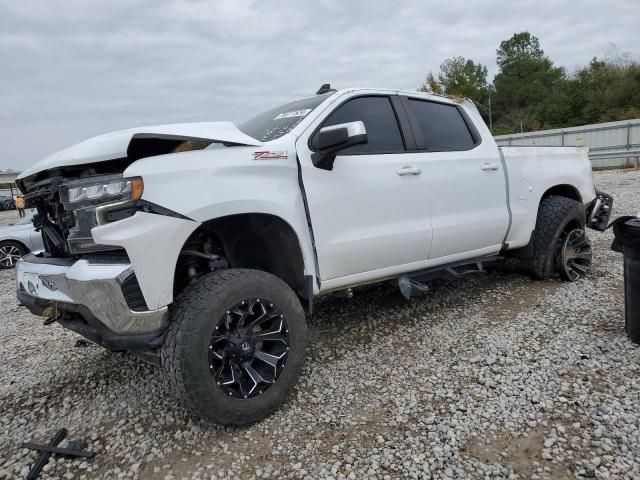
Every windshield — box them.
[15,211,35,225]
[238,94,333,142]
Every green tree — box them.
[496,32,544,70]
[418,71,444,95]
[417,35,640,133]
[493,32,567,132]
[437,56,491,105]
[570,52,640,124]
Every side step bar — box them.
[397,255,502,300]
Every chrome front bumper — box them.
[16,253,168,335]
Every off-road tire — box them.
[160,269,307,425]
[526,196,586,279]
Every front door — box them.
[296,95,433,282]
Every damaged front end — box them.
[15,122,259,350]
[24,173,145,257]
[17,121,262,257]
[16,172,170,351]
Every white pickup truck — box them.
[16,86,612,425]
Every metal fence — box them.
[495,119,640,169]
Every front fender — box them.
[92,212,200,310]
[123,147,317,283]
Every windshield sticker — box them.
[273,109,312,120]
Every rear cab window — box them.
[405,98,478,151]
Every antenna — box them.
[316,84,336,95]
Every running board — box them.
[397,255,501,300]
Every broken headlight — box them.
[67,177,144,205]
[62,175,144,254]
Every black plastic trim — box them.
[120,273,149,311]
[21,252,131,266]
[295,155,322,290]
[20,252,76,266]
[390,96,417,151]
[103,200,193,224]
[17,292,165,351]
[302,275,315,315]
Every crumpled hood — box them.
[18,121,262,180]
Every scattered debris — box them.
[73,339,91,348]
[22,428,94,480]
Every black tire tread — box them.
[161,269,307,425]
[526,195,586,279]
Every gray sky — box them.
[1,0,638,171]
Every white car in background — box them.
[0,212,42,269]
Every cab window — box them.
[319,96,405,154]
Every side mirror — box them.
[311,121,367,170]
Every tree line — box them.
[419,32,640,135]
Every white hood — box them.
[18,121,262,180]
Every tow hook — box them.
[42,306,61,325]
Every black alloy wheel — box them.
[558,228,592,282]
[161,269,308,425]
[209,298,289,399]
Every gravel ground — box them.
[1,169,639,480]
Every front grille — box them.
[121,274,149,311]
[24,175,124,256]
[25,176,72,256]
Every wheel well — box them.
[0,239,28,252]
[174,213,306,296]
[541,185,582,203]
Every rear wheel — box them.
[557,228,592,281]
[525,196,590,280]
[161,269,307,425]
[0,241,27,269]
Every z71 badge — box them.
[252,151,288,160]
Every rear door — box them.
[402,97,510,260]
[296,95,433,283]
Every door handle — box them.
[481,162,499,172]
[396,166,422,176]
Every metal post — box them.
[488,96,492,134]
[561,129,565,146]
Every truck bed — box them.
[499,146,595,249]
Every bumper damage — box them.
[16,253,168,350]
